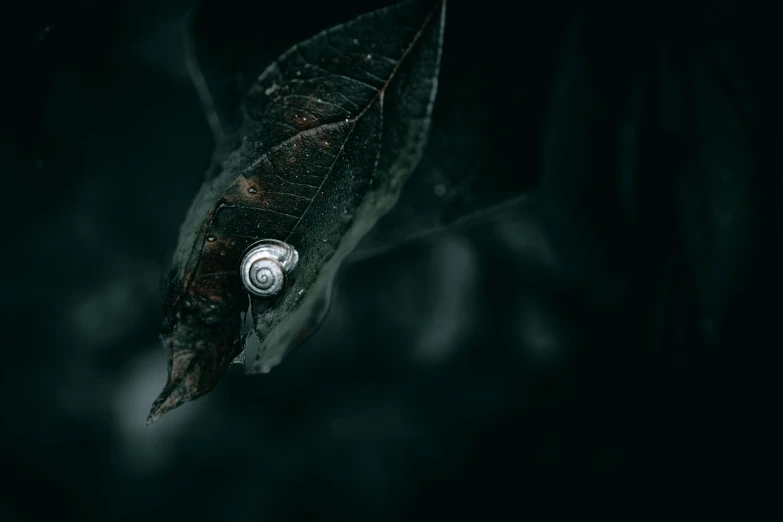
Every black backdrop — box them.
[2,0,781,520]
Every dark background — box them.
[2,0,780,520]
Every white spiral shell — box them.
[239,239,299,297]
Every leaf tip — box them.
[145,370,202,425]
[145,384,181,426]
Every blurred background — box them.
[2,0,781,520]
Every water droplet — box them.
[434,184,446,197]
[248,187,257,194]
[207,236,216,242]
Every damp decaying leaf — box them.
[148,0,446,423]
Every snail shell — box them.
[239,239,299,297]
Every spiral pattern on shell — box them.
[246,257,285,296]
[239,239,299,297]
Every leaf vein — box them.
[220,203,300,220]
[273,173,319,189]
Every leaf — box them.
[149,0,446,423]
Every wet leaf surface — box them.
[149,0,446,422]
